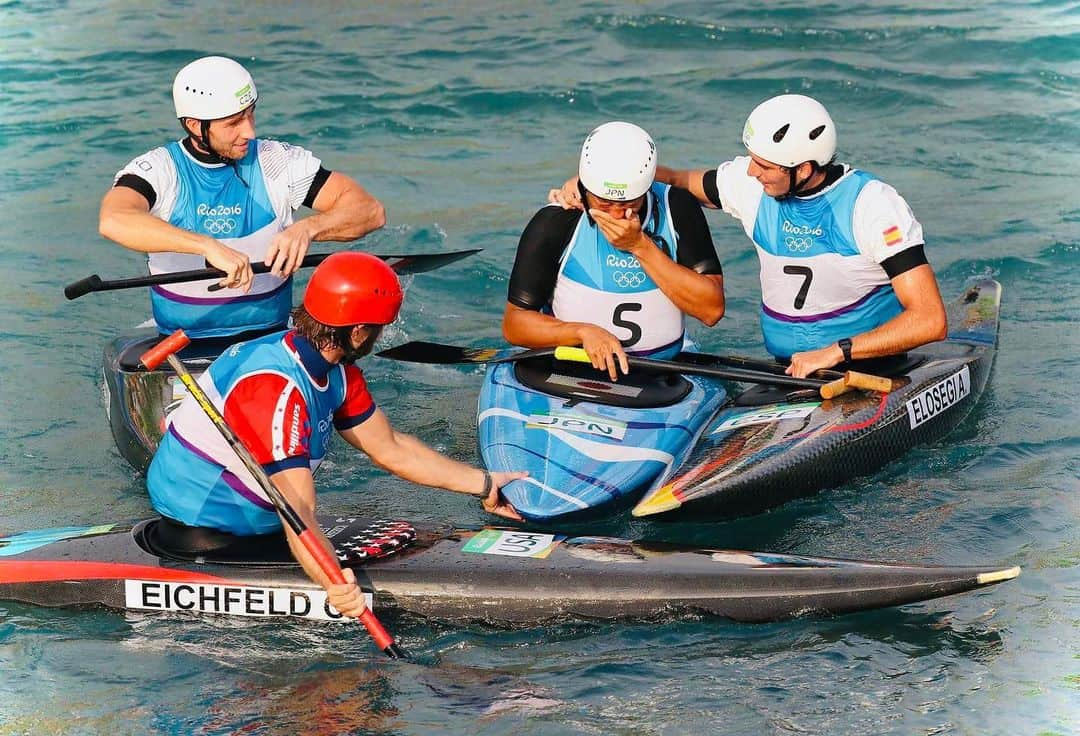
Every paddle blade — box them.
[376,341,544,365]
[377,341,472,364]
[380,248,481,275]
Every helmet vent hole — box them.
[772,124,790,143]
[809,125,826,141]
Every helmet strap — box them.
[177,118,233,165]
[178,118,249,188]
[777,162,819,200]
[196,120,230,164]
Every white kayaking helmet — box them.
[578,121,657,201]
[742,94,836,168]
[172,56,258,121]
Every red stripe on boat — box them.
[829,391,889,433]
[0,560,230,584]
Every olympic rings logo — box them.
[612,270,647,288]
[203,218,238,235]
[784,235,814,252]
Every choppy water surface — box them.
[0,1,1077,734]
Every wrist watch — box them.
[838,337,853,363]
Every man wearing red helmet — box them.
[147,252,524,617]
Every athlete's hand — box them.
[548,176,583,210]
[590,207,645,252]
[577,323,630,381]
[203,238,254,293]
[326,566,367,618]
[481,471,527,521]
[265,221,315,278]
[787,343,844,379]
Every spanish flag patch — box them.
[883,225,903,246]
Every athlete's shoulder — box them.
[522,204,582,241]
[518,204,582,255]
[716,155,753,181]
[663,186,710,230]
[116,145,176,182]
[853,175,914,210]
[341,363,370,390]
[237,329,291,353]
[256,137,318,160]
[256,138,323,188]
[334,363,376,429]
[713,155,764,216]
[528,202,583,228]
[666,185,701,209]
[215,332,289,371]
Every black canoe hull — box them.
[0,515,1018,625]
[633,280,1002,520]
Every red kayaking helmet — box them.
[303,252,403,326]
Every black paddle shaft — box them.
[64,249,481,300]
[624,355,828,390]
[377,340,832,391]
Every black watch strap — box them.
[838,337,853,363]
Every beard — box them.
[338,329,382,365]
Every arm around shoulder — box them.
[655,165,715,208]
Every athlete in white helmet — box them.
[99,56,386,339]
[505,122,725,379]
[550,94,946,379]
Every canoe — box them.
[477,355,727,521]
[102,325,280,472]
[633,279,1002,520]
[0,515,1019,624]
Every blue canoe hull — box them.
[477,359,727,521]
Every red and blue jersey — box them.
[147,330,375,534]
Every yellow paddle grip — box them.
[554,346,590,363]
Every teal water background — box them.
[1,1,1077,733]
